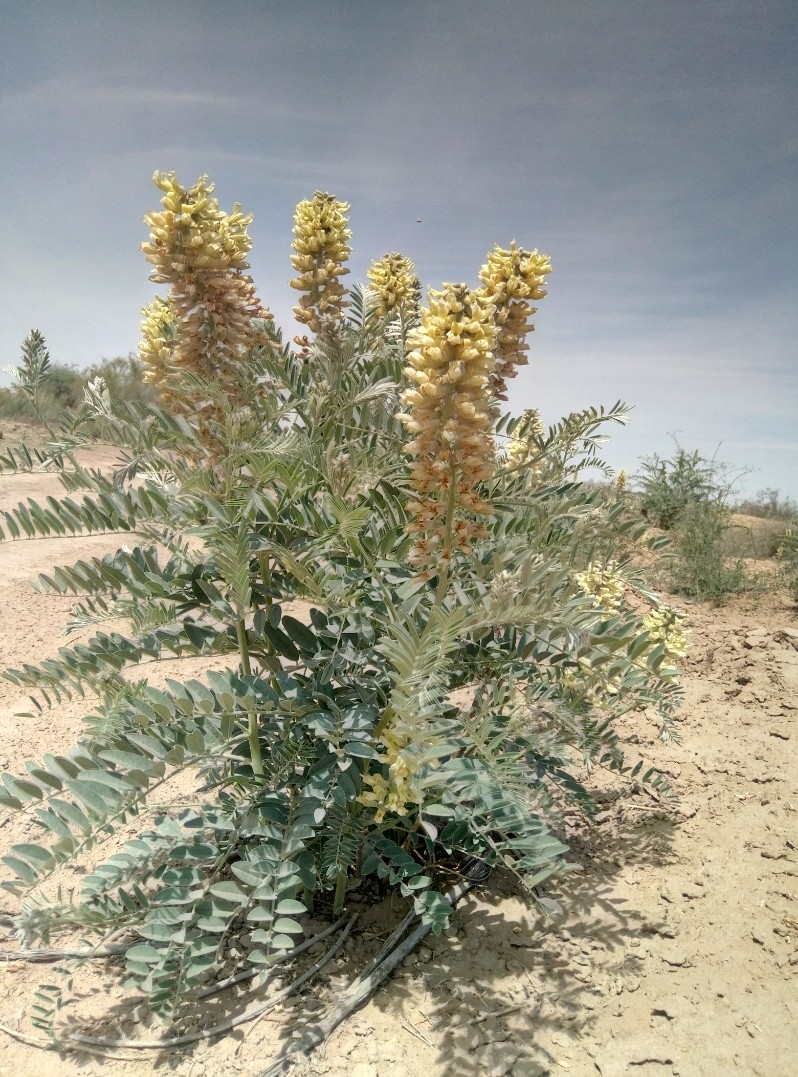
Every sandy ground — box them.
[0,432,796,1077]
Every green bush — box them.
[635,444,739,531]
[634,444,752,602]
[0,174,683,1046]
[669,503,748,602]
[777,526,798,601]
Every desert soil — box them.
[0,430,796,1077]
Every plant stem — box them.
[333,871,347,916]
[236,618,263,777]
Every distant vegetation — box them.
[632,444,797,602]
[0,353,159,425]
[735,488,798,521]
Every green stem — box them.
[236,619,263,777]
[374,704,395,739]
[333,871,347,916]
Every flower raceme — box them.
[289,191,352,335]
[358,728,423,824]
[643,606,690,660]
[138,295,176,399]
[140,172,270,410]
[367,253,420,318]
[575,560,626,611]
[477,242,552,400]
[398,284,498,569]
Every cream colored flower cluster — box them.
[289,191,351,334]
[507,407,545,466]
[642,606,690,659]
[358,728,423,823]
[367,252,419,317]
[398,284,498,568]
[477,242,552,400]
[140,172,268,408]
[138,295,175,395]
[575,560,625,611]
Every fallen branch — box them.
[0,943,130,963]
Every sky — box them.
[1,0,796,501]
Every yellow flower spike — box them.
[141,172,268,420]
[138,295,176,394]
[478,242,552,400]
[357,724,425,822]
[399,283,498,569]
[575,560,625,611]
[507,408,545,461]
[367,253,418,317]
[643,606,690,660]
[289,191,352,334]
[506,408,545,485]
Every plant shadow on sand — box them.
[27,791,677,1075]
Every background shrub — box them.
[736,487,798,520]
[0,354,158,425]
[634,443,753,602]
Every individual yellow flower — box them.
[615,469,628,493]
[289,191,351,334]
[642,606,690,660]
[141,172,268,413]
[398,283,498,568]
[367,252,418,317]
[575,560,625,611]
[478,242,552,400]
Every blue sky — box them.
[1,0,796,500]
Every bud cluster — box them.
[398,284,498,568]
[477,242,552,400]
[642,605,690,659]
[358,728,423,823]
[138,295,176,399]
[140,173,269,410]
[575,560,626,611]
[506,408,546,484]
[367,252,420,317]
[289,191,352,334]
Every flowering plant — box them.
[0,175,683,1045]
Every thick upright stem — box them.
[236,619,263,777]
[333,872,347,916]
